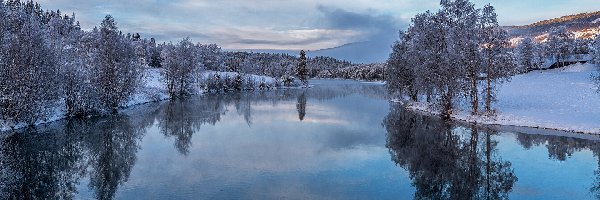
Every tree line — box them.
[0,0,371,128]
[515,26,595,71]
[386,0,600,119]
[386,0,514,118]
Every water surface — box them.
[1,80,599,200]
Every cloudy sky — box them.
[36,0,600,52]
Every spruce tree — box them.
[297,50,308,86]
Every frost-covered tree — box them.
[479,5,515,114]
[161,37,203,98]
[147,38,162,68]
[386,0,515,119]
[545,26,574,68]
[386,31,417,100]
[297,50,308,86]
[198,44,222,71]
[572,38,592,55]
[516,38,541,72]
[592,36,600,92]
[48,12,102,116]
[0,3,60,125]
[91,15,144,113]
[444,0,481,114]
[592,36,600,65]
[435,0,480,117]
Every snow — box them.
[125,68,170,108]
[202,71,278,85]
[403,63,600,134]
[509,37,524,47]
[360,81,386,85]
[0,68,284,132]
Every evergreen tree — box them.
[148,38,163,68]
[297,50,308,86]
[516,38,538,72]
[545,26,574,68]
[593,36,600,65]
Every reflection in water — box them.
[0,114,152,200]
[0,80,388,199]
[296,92,307,121]
[84,116,146,200]
[384,104,600,199]
[3,81,600,199]
[0,126,85,199]
[384,104,517,200]
[158,100,199,155]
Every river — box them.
[0,80,599,199]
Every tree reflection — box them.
[0,126,86,199]
[0,112,152,200]
[384,105,517,199]
[514,133,600,198]
[0,82,391,199]
[83,115,145,200]
[158,100,196,155]
[296,92,307,121]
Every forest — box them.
[385,0,600,119]
[0,0,383,128]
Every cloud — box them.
[205,27,365,50]
[316,5,404,44]
[31,0,600,62]
[34,0,404,52]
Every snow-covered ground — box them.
[0,68,286,132]
[202,71,278,85]
[126,68,170,108]
[406,63,600,134]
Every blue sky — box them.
[36,0,600,51]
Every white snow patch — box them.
[403,63,600,134]
[360,81,386,85]
[0,68,284,132]
[202,71,278,85]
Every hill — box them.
[505,11,600,39]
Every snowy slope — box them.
[407,63,600,134]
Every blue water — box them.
[0,80,599,200]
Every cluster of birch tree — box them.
[386,0,515,118]
[515,27,595,72]
[0,1,146,126]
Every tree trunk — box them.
[486,130,492,198]
[426,88,432,103]
[486,55,493,113]
[470,69,478,115]
[410,86,418,102]
[469,125,479,196]
[442,88,453,120]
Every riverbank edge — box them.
[0,77,312,133]
[393,100,600,135]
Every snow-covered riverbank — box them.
[0,68,289,132]
[402,63,600,134]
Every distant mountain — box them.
[505,11,600,39]
[229,39,393,64]
[306,40,392,64]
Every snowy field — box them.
[407,63,600,134]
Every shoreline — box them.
[395,100,600,135]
